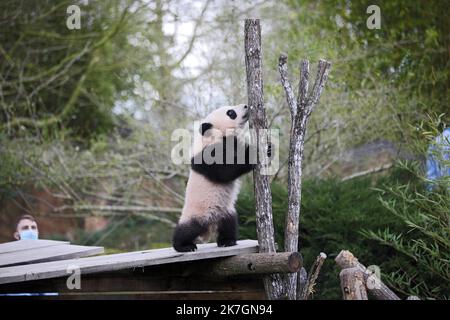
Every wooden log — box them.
[244,18,284,300]
[335,250,359,269]
[339,267,368,300]
[206,252,303,277]
[335,250,401,300]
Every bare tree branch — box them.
[297,59,310,109]
[300,252,327,300]
[278,53,297,119]
[306,59,332,117]
[341,163,393,182]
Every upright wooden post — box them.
[244,18,285,300]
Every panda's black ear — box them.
[200,122,213,136]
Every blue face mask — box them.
[19,230,38,240]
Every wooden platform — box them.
[0,240,258,285]
[0,239,268,299]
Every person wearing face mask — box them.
[13,215,39,240]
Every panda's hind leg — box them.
[173,219,208,252]
[217,213,238,247]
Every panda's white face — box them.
[200,104,248,137]
[192,104,249,156]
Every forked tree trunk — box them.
[279,54,331,299]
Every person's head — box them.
[14,215,39,240]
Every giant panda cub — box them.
[173,104,270,252]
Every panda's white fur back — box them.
[180,170,241,224]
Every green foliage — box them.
[0,0,160,142]
[0,136,46,199]
[280,0,449,151]
[363,150,449,298]
[0,149,29,197]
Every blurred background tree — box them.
[1,0,135,141]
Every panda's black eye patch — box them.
[200,122,213,136]
[226,110,237,120]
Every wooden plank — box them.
[0,245,104,267]
[0,240,258,284]
[0,240,69,255]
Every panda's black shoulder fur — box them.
[191,136,255,184]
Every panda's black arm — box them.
[191,152,254,183]
[191,138,255,184]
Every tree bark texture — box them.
[244,18,284,300]
[300,252,327,300]
[339,267,369,300]
[205,252,302,277]
[335,250,401,300]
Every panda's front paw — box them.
[174,243,197,252]
[217,239,237,247]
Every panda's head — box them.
[199,104,249,138]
